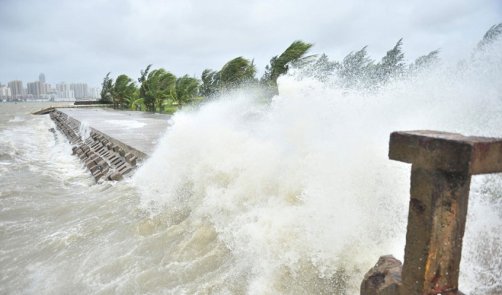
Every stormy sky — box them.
[0,0,500,87]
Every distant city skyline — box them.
[0,73,98,89]
[0,72,100,101]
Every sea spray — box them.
[133,38,502,294]
[78,120,91,141]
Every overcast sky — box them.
[0,0,500,87]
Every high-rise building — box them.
[56,82,67,93]
[8,80,24,99]
[70,83,88,99]
[44,83,52,93]
[56,82,75,100]
[39,73,46,83]
[27,81,43,99]
[0,86,11,100]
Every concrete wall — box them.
[50,110,144,181]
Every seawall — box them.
[46,108,170,181]
[33,104,113,115]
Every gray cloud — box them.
[0,0,500,87]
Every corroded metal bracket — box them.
[361,130,502,295]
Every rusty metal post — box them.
[387,130,502,295]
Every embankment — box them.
[49,109,144,181]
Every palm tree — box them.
[99,72,114,103]
[219,57,256,90]
[200,69,219,97]
[113,74,137,109]
[140,68,176,112]
[171,75,200,108]
[262,40,313,89]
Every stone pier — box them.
[46,108,170,181]
[361,130,502,295]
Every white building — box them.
[56,82,75,100]
[8,80,24,99]
[0,86,11,100]
[27,81,43,99]
[70,83,88,99]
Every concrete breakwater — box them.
[50,110,144,181]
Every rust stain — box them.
[474,142,491,163]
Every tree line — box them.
[99,40,314,112]
[100,23,501,112]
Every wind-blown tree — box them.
[138,64,152,84]
[373,38,405,83]
[337,46,374,88]
[171,75,200,107]
[130,64,153,111]
[113,74,137,109]
[292,39,443,90]
[99,72,114,103]
[140,68,176,112]
[409,50,440,72]
[218,57,256,89]
[199,57,255,97]
[299,53,339,82]
[334,40,415,88]
[262,40,313,89]
[477,23,502,50]
[200,69,220,97]
[312,53,338,80]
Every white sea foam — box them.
[134,39,502,293]
[8,115,25,123]
[105,119,147,129]
[79,120,92,141]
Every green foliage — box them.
[138,64,151,109]
[199,57,255,98]
[172,75,200,106]
[262,40,313,87]
[200,69,220,97]
[219,57,256,89]
[113,74,137,109]
[163,104,178,114]
[140,68,176,112]
[136,67,199,112]
[99,72,113,103]
[130,97,146,111]
[138,64,152,84]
